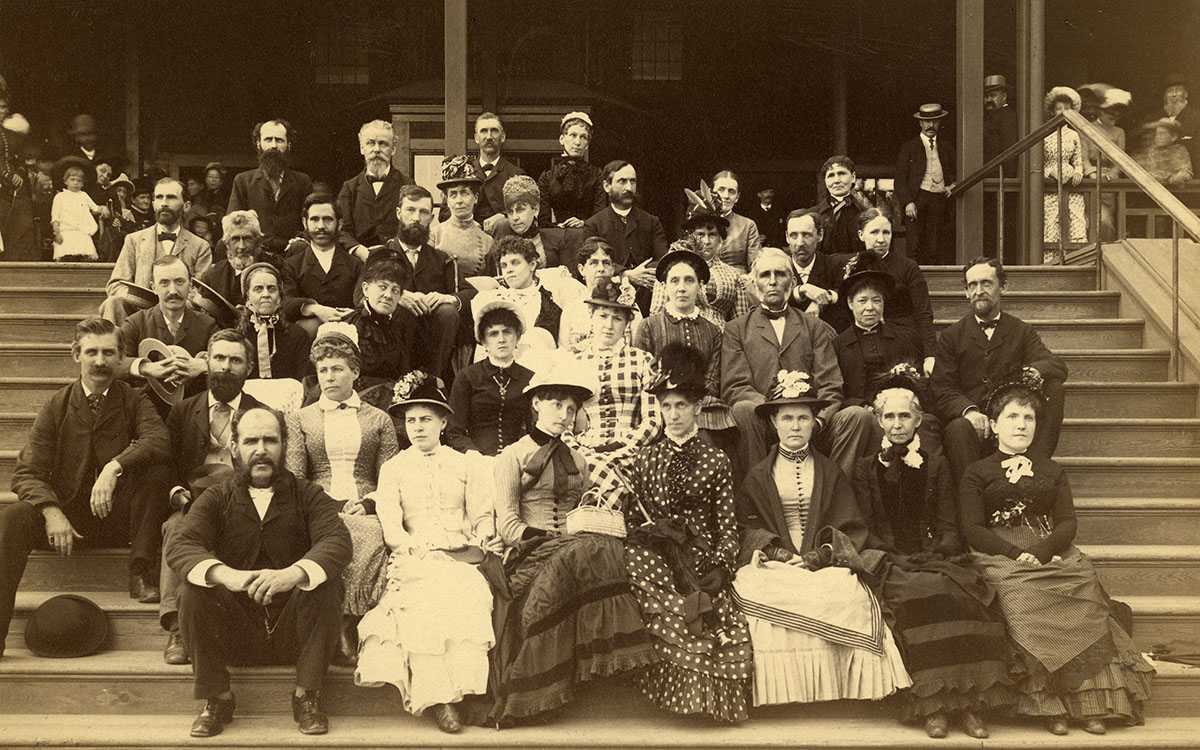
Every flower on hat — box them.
[769,370,812,400]
[392,370,428,403]
[888,362,922,382]
[440,154,476,183]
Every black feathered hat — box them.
[839,250,894,304]
[646,343,708,401]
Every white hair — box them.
[751,246,795,279]
[872,387,922,416]
[358,119,394,146]
[221,210,262,239]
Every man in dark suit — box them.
[984,75,1020,264]
[169,407,351,737]
[119,256,219,408]
[472,112,524,233]
[102,178,213,325]
[745,186,786,249]
[336,119,411,255]
[1160,75,1200,165]
[931,258,1068,481]
[366,185,463,379]
[228,119,314,255]
[784,209,849,331]
[0,318,170,656]
[159,330,265,665]
[895,104,957,265]
[198,210,264,307]
[281,194,363,339]
[236,262,312,380]
[583,160,668,312]
[721,248,873,477]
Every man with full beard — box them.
[228,119,314,254]
[198,210,265,307]
[158,330,265,665]
[0,318,170,657]
[281,194,363,338]
[169,406,351,737]
[583,159,668,312]
[366,184,462,378]
[336,120,410,253]
[102,178,213,325]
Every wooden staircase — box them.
[0,261,1196,748]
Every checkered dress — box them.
[567,339,662,506]
[649,257,752,325]
[634,311,736,431]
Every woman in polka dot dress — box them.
[623,344,753,723]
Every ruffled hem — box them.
[900,680,1020,721]
[747,616,912,707]
[355,634,491,715]
[636,660,751,723]
[1015,658,1154,723]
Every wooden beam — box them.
[832,52,848,156]
[443,0,468,157]
[955,0,984,264]
[124,7,140,176]
[1018,0,1045,265]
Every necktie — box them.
[366,175,385,184]
[158,232,177,243]
[928,136,936,152]
[87,392,103,416]
[979,318,999,331]
[211,402,233,451]
[481,163,494,174]
[760,306,788,320]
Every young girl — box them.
[51,164,103,261]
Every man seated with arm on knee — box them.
[281,193,362,340]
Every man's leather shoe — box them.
[163,630,189,665]
[333,620,357,667]
[129,574,160,604]
[292,690,328,735]
[190,695,235,737]
[924,711,949,738]
[431,702,462,734]
[961,711,989,738]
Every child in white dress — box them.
[51,165,103,260]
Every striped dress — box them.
[634,311,735,431]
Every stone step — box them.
[0,314,87,343]
[1058,349,1170,382]
[0,647,1193,720]
[1079,544,1200,597]
[928,291,1120,320]
[1062,457,1200,498]
[1076,498,1200,544]
[1057,419,1200,457]
[1,448,16,486]
[0,287,104,315]
[21,549,130,591]
[0,413,38,450]
[934,318,1144,349]
[922,264,1097,292]
[0,376,74,412]
[0,262,114,288]
[0,712,1197,750]
[1063,383,1198,419]
[0,343,77,378]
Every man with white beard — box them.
[337,120,411,255]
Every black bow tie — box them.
[481,163,495,173]
[158,232,177,243]
[366,175,385,184]
[760,306,789,320]
[979,317,1000,331]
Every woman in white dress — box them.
[355,373,502,733]
[1043,86,1088,261]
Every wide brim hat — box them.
[111,279,157,311]
[471,294,527,343]
[838,251,895,304]
[523,353,597,402]
[51,154,97,191]
[1143,117,1184,136]
[436,154,482,191]
[192,278,237,325]
[387,371,452,417]
[25,594,108,658]
[983,74,1011,92]
[109,173,135,192]
[913,103,950,120]
[754,370,832,418]
[137,338,191,406]
[655,248,711,285]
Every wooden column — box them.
[832,52,848,156]
[955,0,984,264]
[444,0,468,157]
[1017,0,1045,264]
[124,5,140,174]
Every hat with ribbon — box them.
[388,370,452,417]
[523,352,597,403]
[191,278,237,326]
[137,337,192,406]
[646,343,708,401]
[913,103,951,120]
[111,279,158,311]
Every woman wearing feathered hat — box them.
[535,111,606,228]
[733,368,911,708]
[1079,84,1131,241]
[484,353,656,724]
[430,154,493,281]
[621,343,753,722]
[1042,86,1089,261]
[852,364,1017,739]
[284,322,400,661]
[960,369,1153,735]
[355,373,499,734]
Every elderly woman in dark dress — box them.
[536,111,605,228]
[852,368,1017,739]
[960,375,1153,736]
[622,344,753,722]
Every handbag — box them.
[565,487,627,538]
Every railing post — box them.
[997,165,1005,261]
[1094,159,1103,287]
[1056,127,1065,264]
[1172,221,1181,382]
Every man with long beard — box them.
[169,406,351,737]
[158,330,265,665]
[366,184,463,378]
[337,119,410,253]
[198,210,264,307]
[228,119,313,254]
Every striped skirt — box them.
[970,527,1154,723]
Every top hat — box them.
[25,594,108,658]
[655,247,711,285]
[111,279,158,311]
[388,370,452,417]
[913,103,951,120]
[984,74,1011,92]
[192,278,237,326]
[436,154,482,191]
[137,338,192,406]
[754,369,832,418]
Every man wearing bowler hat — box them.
[0,317,170,658]
[895,103,957,265]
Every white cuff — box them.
[187,558,222,587]
[294,559,327,590]
[131,357,144,378]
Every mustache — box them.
[164,293,185,302]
